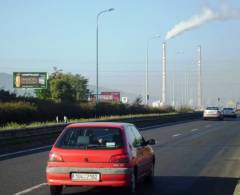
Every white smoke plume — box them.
[165,6,240,40]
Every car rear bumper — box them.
[46,167,132,187]
[223,114,237,117]
[203,114,221,118]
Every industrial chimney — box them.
[197,45,202,109]
[162,42,167,105]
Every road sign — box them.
[13,72,47,89]
[121,97,128,104]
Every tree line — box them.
[0,69,174,126]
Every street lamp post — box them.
[96,8,114,114]
[145,35,160,105]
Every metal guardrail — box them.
[0,112,202,147]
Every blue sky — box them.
[0,0,240,106]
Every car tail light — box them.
[110,154,129,163]
[49,152,64,162]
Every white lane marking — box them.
[13,183,47,195]
[0,145,52,158]
[172,133,182,137]
[191,128,199,132]
[205,124,211,128]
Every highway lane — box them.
[1,118,240,195]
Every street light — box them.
[145,34,161,105]
[96,8,114,108]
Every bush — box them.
[177,106,194,113]
[0,102,37,124]
[0,98,177,126]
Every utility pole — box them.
[162,42,167,105]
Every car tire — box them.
[145,163,154,183]
[203,117,207,120]
[125,171,137,194]
[50,186,62,195]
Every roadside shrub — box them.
[0,102,37,124]
[177,106,194,113]
[0,99,177,127]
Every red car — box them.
[46,122,156,195]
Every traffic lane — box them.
[153,119,240,177]
[2,119,208,195]
[0,151,48,195]
[0,119,209,195]
[17,177,238,195]
[151,119,240,194]
[141,118,232,146]
[23,119,240,195]
[2,118,239,195]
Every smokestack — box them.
[162,42,167,105]
[165,6,240,40]
[197,45,202,109]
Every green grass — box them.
[0,112,180,131]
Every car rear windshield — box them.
[206,107,219,110]
[55,127,123,150]
[223,108,234,110]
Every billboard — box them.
[100,92,120,103]
[13,72,47,89]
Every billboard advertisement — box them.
[100,92,120,103]
[13,72,47,89]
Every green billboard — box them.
[13,72,48,89]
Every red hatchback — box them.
[46,122,156,194]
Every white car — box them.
[203,107,223,120]
[222,108,237,118]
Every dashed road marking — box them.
[172,133,182,137]
[191,128,199,132]
[205,124,211,128]
[13,183,47,195]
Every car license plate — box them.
[71,173,100,181]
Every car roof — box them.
[66,122,133,129]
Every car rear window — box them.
[55,127,123,150]
[206,107,219,110]
[223,108,234,110]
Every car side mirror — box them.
[146,139,156,145]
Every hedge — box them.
[0,100,174,126]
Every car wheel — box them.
[145,163,154,183]
[126,171,137,194]
[50,186,62,195]
[203,117,207,120]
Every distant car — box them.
[46,122,156,195]
[222,108,237,118]
[203,107,223,120]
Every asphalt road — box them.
[1,118,240,195]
